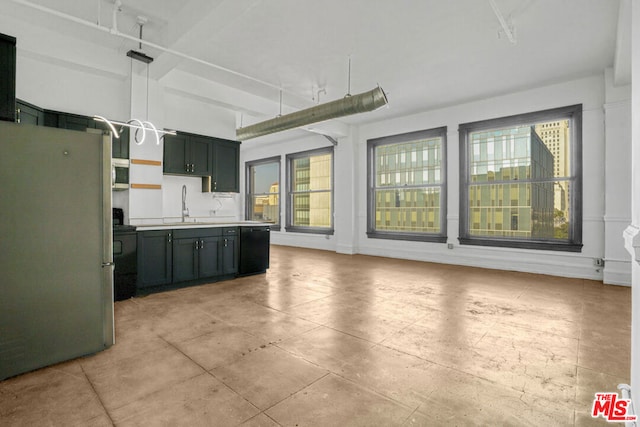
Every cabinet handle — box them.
[191,164,195,173]
[195,240,199,250]
[224,238,228,247]
[214,181,217,190]
[167,233,172,243]
[16,108,20,124]
[200,240,204,249]
[185,163,189,172]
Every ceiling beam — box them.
[149,0,261,81]
[613,0,631,85]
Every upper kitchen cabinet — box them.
[0,33,16,122]
[99,121,129,159]
[56,112,96,132]
[44,110,129,158]
[210,138,240,193]
[163,132,212,177]
[15,100,44,126]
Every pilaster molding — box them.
[623,224,640,262]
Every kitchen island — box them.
[134,221,271,295]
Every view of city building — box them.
[534,120,571,237]
[291,153,332,228]
[247,160,279,225]
[252,182,279,224]
[373,137,443,233]
[468,120,570,239]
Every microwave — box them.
[112,158,129,190]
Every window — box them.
[367,127,447,242]
[459,104,582,251]
[246,156,280,230]
[286,147,334,234]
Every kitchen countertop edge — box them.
[134,221,271,231]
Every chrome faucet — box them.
[181,184,189,222]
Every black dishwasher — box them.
[239,226,270,276]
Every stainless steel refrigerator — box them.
[0,121,114,380]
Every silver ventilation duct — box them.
[236,86,388,141]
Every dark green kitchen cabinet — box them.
[172,236,199,282]
[56,112,97,132]
[137,230,173,288]
[200,235,222,277]
[45,110,129,158]
[0,33,16,122]
[172,228,221,282]
[220,227,239,275]
[163,132,212,177]
[163,133,188,174]
[112,127,129,159]
[210,139,240,192]
[15,100,44,126]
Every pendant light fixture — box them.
[94,13,175,145]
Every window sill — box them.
[367,231,447,243]
[458,237,583,252]
[285,226,334,235]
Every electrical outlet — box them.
[593,258,604,267]
[447,243,454,249]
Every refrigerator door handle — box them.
[102,262,115,267]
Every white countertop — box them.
[135,221,271,231]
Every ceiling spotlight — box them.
[236,86,388,141]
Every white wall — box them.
[4,10,634,285]
[241,74,625,281]
[356,75,607,280]
[603,68,632,285]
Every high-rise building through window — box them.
[459,105,582,252]
[286,148,333,234]
[246,157,280,228]
[367,127,447,242]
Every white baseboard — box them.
[603,259,632,286]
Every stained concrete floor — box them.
[0,245,632,426]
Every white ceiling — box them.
[5,0,625,127]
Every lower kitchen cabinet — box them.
[137,227,239,293]
[137,230,173,288]
[172,228,222,282]
[221,227,238,275]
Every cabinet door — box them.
[221,235,238,275]
[199,235,221,278]
[137,231,172,288]
[112,126,130,159]
[16,100,44,125]
[190,136,212,176]
[212,139,240,192]
[43,110,59,127]
[57,113,97,132]
[173,237,198,282]
[163,133,189,174]
[96,120,129,159]
[0,33,16,122]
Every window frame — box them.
[245,156,281,231]
[458,104,583,252]
[285,146,335,235]
[366,126,448,243]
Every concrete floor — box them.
[0,245,632,426]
